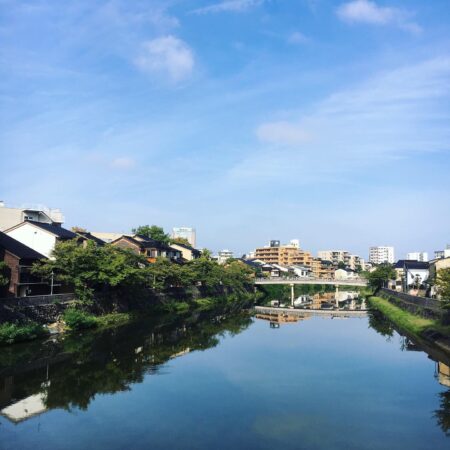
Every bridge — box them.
[254,276,368,306]
[254,277,368,287]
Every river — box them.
[0,309,449,449]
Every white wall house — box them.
[5,221,77,259]
[334,269,358,280]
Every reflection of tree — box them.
[1,311,252,414]
[367,311,395,340]
[434,390,450,436]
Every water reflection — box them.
[293,291,366,310]
[0,311,252,423]
[367,310,450,436]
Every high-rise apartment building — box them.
[406,252,429,262]
[172,227,196,247]
[255,240,312,267]
[369,246,395,264]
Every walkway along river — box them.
[0,307,449,449]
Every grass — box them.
[0,321,49,346]
[368,296,450,339]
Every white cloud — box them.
[336,0,421,33]
[134,36,194,82]
[191,0,263,15]
[256,121,311,145]
[110,157,136,169]
[287,31,309,45]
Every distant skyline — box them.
[1,1,449,257]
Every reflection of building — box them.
[255,313,307,324]
[255,240,312,267]
[172,227,196,247]
[437,362,450,388]
[369,246,395,264]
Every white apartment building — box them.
[369,246,395,265]
[172,227,196,247]
[406,252,429,262]
[217,249,234,264]
[0,201,64,231]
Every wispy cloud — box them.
[191,0,263,15]
[336,0,421,34]
[256,121,311,145]
[134,35,195,82]
[110,157,136,170]
[287,31,310,45]
[229,56,450,185]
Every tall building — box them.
[0,201,64,231]
[369,246,395,265]
[217,249,234,264]
[406,252,429,262]
[434,245,450,260]
[255,240,313,267]
[172,227,196,247]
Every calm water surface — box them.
[0,310,449,450]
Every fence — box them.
[0,293,77,307]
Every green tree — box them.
[32,241,149,302]
[337,261,346,270]
[436,268,450,305]
[132,225,170,243]
[363,263,396,290]
[170,237,191,247]
[147,257,194,290]
[0,261,10,287]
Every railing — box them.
[0,293,76,307]
[255,277,367,284]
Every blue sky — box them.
[1,0,449,258]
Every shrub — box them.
[0,322,49,346]
[63,308,98,330]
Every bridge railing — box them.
[254,276,367,284]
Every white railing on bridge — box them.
[254,276,367,285]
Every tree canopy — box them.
[32,241,148,301]
[131,225,170,243]
[363,264,396,290]
[436,268,450,305]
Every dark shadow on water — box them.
[0,310,252,418]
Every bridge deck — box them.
[254,277,367,287]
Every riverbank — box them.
[0,290,258,346]
[368,296,450,354]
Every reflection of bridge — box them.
[254,277,367,287]
[254,306,368,318]
[254,277,367,306]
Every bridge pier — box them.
[290,283,295,307]
[335,285,339,308]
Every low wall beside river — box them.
[379,288,444,321]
